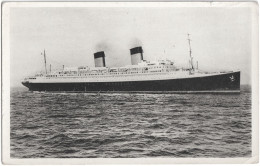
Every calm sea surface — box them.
[10,86,251,158]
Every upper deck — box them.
[26,60,179,79]
[22,59,235,83]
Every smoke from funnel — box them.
[129,38,143,48]
[95,41,110,52]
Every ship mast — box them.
[43,49,47,74]
[187,33,194,70]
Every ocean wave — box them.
[10,87,252,158]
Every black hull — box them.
[22,72,240,93]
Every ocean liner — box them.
[22,35,240,93]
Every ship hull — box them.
[22,71,240,93]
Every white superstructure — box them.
[23,59,232,83]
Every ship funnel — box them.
[130,46,143,65]
[94,51,106,67]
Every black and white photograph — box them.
[1,1,259,164]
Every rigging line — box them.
[46,56,64,66]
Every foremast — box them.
[187,33,194,71]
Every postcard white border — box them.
[1,1,259,164]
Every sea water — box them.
[10,85,251,158]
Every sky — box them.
[10,6,252,87]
